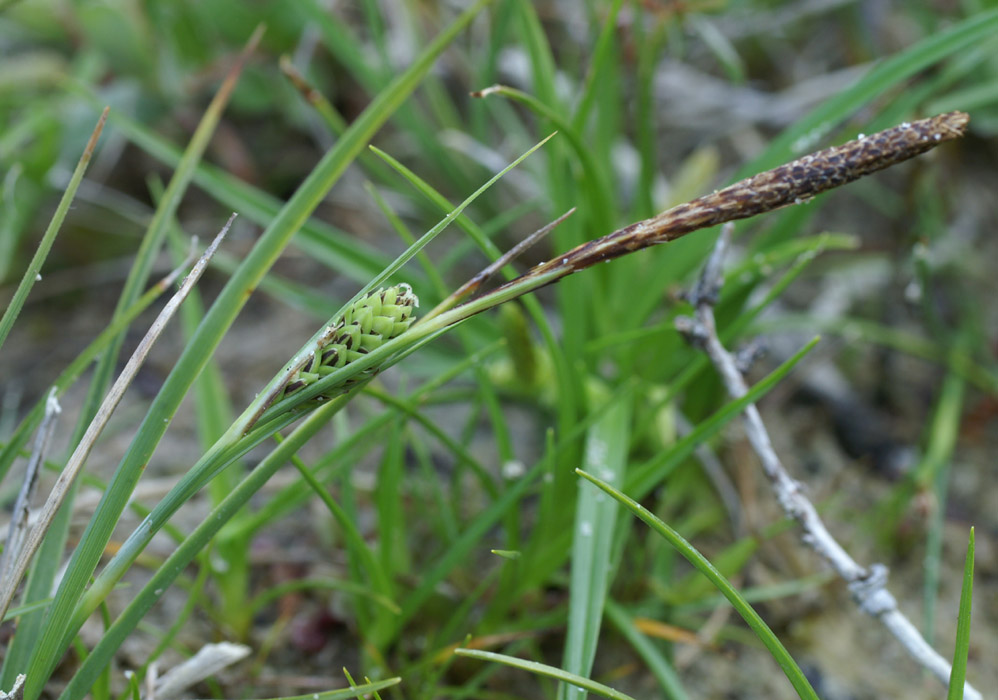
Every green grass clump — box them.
[1,2,995,699]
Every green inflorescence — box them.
[280,284,419,401]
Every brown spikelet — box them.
[528,111,969,276]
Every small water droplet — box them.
[502,460,525,479]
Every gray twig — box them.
[0,390,61,584]
[676,222,981,700]
[144,642,250,700]
[0,674,25,700]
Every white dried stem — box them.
[0,674,25,700]
[0,391,61,585]
[0,216,234,621]
[676,223,981,700]
[144,642,250,700]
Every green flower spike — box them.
[281,283,419,401]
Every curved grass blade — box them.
[471,84,615,237]
[575,471,819,700]
[454,648,638,700]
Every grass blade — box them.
[575,470,819,700]
[560,399,631,700]
[604,599,689,700]
[455,648,638,700]
[56,392,355,700]
[25,4,494,694]
[946,528,975,700]
[0,108,107,352]
[626,337,820,499]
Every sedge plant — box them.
[2,3,996,699]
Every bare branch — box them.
[676,223,981,700]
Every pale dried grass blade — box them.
[0,217,234,621]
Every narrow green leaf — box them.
[491,550,522,560]
[455,648,638,700]
[252,678,401,700]
[0,108,106,352]
[56,392,355,700]
[626,337,820,500]
[575,471,819,700]
[946,528,975,700]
